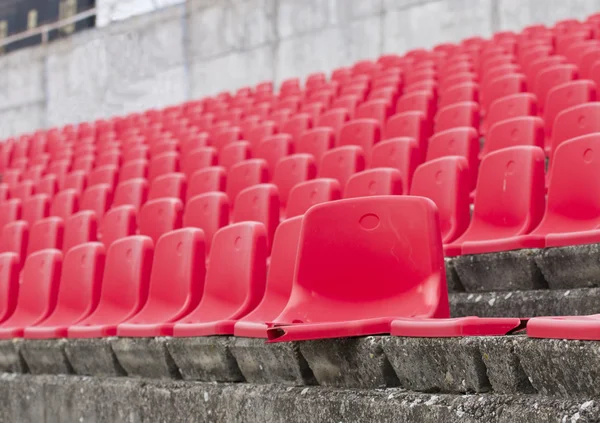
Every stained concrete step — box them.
[0,373,597,423]
[3,335,600,398]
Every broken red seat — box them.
[68,236,154,338]
[172,222,267,337]
[23,243,105,339]
[138,198,184,245]
[267,196,450,342]
[444,146,546,256]
[390,316,525,337]
[527,315,600,340]
[0,249,62,338]
[117,228,206,337]
[234,216,302,338]
[410,157,471,244]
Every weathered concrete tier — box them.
[4,335,600,399]
[450,288,600,318]
[0,373,598,423]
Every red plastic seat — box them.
[138,198,184,245]
[95,151,121,169]
[439,72,477,93]
[482,116,545,158]
[68,236,154,338]
[148,173,187,201]
[2,169,22,189]
[22,165,45,184]
[212,127,242,152]
[390,316,524,337]
[63,170,87,195]
[100,205,137,249]
[10,180,34,202]
[533,64,578,113]
[113,178,148,212]
[579,47,600,78]
[296,128,335,169]
[256,135,294,178]
[550,102,600,158]
[355,100,392,131]
[247,121,277,151]
[272,154,317,208]
[187,166,226,199]
[444,146,546,256]
[318,146,366,195]
[438,82,479,109]
[482,93,537,135]
[285,178,342,219]
[524,56,567,91]
[226,159,269,206]
[117,228,205,336]
[410,157,471,244]
[21,194,50,228]
[119,159,148,183]
[0,253,19,324]
[23,243,105,339]
[526,314,600,340]
[434,101,480,134]
[316,108,351,141]
[234,216,302,337]
[0,221,28,268]
[481,74,527,113]
[72,155,95,173]
[543,79,596,151]
[50,189,79,221]
[344,168,402,198]
[384,111,430,157]
[172,222,267,337]
[35,174,59,198]
[338,119,381,164]
[148,152,180,182]
[0,183,9,201]
[426,127,479,190]
[281,113,312,143]
[27,217,64,255]
[88,165,118,190]
[329,96,360,119]
[80,184,113,219]
[371,138,421,194]
[232,184,280,253]
[218,141,251,172]
[182,147,218,177]
[123,145,150,163]
[266,196,449,342]
[0,249,62,338]
[183,192,229,254]
[63,211,98,253]
[528,133,600,247]
[395,91,436,122]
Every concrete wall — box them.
[1,0,600,137]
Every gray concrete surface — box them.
[166,336,244,382]
[3,0,600,136]
[1,373,599,423]
[64,338,126,377]
[535,243,600,290]
[0,340,27,373]
[449,288,600,318]
[111,337,181,379]
[19,339,73,375]
[230,336,316,385]
[452,249,547,292]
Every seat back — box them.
[286,178,342,218]
[355,100,392,130]
[187,166,226,199]
[434,101,480,133]
[226,159,269,206]
[318,146,366,195]
[438,82,479,109]
[21,194,50,228]
[50,189,79,221]
[296,128,335,169]
[484,93,537,134]
[338,118,381,163]
[183,192,229,254]
[148,152,180,181]
[384,111,429,155]
[483,116,545,158]
[28,217,64,256]
[371,138,421,193]
[256,135,294,178]
[281,113,312,143]
[138,198,184,244]
[182,147,217,177]
[113,178,148,211]
[232,184,280,253]
[550,102,600,158]
[533,64,578,112]
[63,210,98,253]
[100,205,137,249]
[344,168,403,198]
[80,184,113,219]
[88,165,118,189]
[272,154,317,208]
[148,173,187,201]
[0,253,19,323]
[0,221,28,267]
[119,159,148,182]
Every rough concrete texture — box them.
[535,243,600,290]
[230,336,316,385]
[450,288,600,318]
[478,336,535,394]
[19,339,73,375]
[1,373,600,423]
[0,340,27,373]
[445,257,464,292]
[383,336,490,393]
[516,338,600,398]
[452,249,547,292]
[299,336,399,389]
[111,337,181,379]
[166,336,244,382]
[64,338,126,377]
[1,0,598,137]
